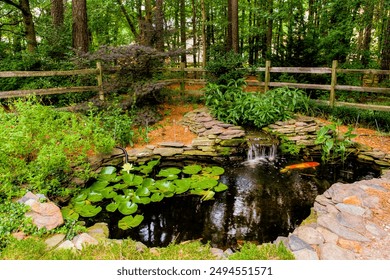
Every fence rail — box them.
[0,60,389,111]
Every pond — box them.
[88,153,381,249]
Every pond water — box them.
[95,155,381,249]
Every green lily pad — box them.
[150,192,164,202]
[157,167,181,178]
[214,182,228,192]
[75,204,102,218]
[72,193,88,202]
[87,191,104,202]
[192,177,219,189]
[155,180,175,193]
[118,214,144,230]
[89,180,109,191]
[118,201,138,215]
[182,165,202,175]
[61,206,79,220]
[203,166,225,176]
[106,202,118,212]
[122,173,143,187]
[97,173,118,182]
[101,187,117,199]
[112,183,128,190]
[174,178,192,194]
[100,166,117,175]
[114,194,131,203]
[136,186,150,197]
[132,196,151,204]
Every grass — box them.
[0,237,294,260]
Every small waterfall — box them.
[245,132,278,164]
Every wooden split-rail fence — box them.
[0,60,389,111]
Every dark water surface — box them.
[96,157,380,249]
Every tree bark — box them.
[231,0,239,53]
[115,0,139,41]
[201,0,207,67]
[51,0,64,28]
[155,0,164,51]
[1,0,37,52]
[180,0,186,64]
[72,0,89,53]
[381,11,390,72]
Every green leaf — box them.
[135,187,150,197]
[106,202,118,212]
[203,166,225,176]
[122,173,143,186]
[100,166,116,175]
[118,215,144,230]
[132,196,151,204]
[72,193,88,202]
[87,191,104,202]
[150,192,164,202]
[76,204,102,218]
[182,165,202,175]
[192,178,219,189]
[214,182,228,192]
[118,201,138,215]
[61,206,79,220]
[155,180,176,193]
[174,178,191,194]
[101,187,117,199]
[89,180,109,191]
[157,167,181,177]
[112,183,128,190]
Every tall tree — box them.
[115,0,139,41]
[155,0,164,51]
[0,0,37,52]
[180,0,186,64]
[51,0,64,28]
[72,0,89,53]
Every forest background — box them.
[0,0,388,72]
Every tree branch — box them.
[0,0,21,10]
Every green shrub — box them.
[204,81,309,128]
[205,51,247,85]
[0,98,115,200]
[229,242,295,260]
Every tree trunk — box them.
[1,0,38,52]
[72,0,89,53]
[115,0,139,41]
[155,0,164,51]
[381,11,390,71]
[265,0,273,59]
[191,0,197,66]
[201,0,207,67]
[231,0,239,53]
[180,0,186,64]
[51,0,64,28]
[361,1,374,67]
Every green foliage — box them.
[0,202,37,250]
[229,242,295,260]
[0,99,116,201]
[205,51,247,85]
[63,161,227,230]
[314,121,357,163]
[204,81,309,128]
[1,238,216,260]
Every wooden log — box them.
[0,69,98,78]
[0,86,100,99]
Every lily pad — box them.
[89,180,109,191]
[192,177,219,189]
[101,187,117,199]
[75,204,102,218]
[106,202,118,212]
[118,214,144,230]
[155,180,175,193]
[132,196,151,204]
[214,182,228,192]
[118,201,138,215]
[150,192,164,202]
[87,191,104,202]
[157,167,182,178]
[136,186,150,197]
[174,178,191,194]
[122,173,143,187]
[182,165,202,175]
[100,166,117,175]
[61,206,79,220]
[203,166,225,176]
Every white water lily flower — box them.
[122,163,134,173]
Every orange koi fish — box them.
[280,162,320,173]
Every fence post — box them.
[180,62,185,93]
[330,60,338,107]
[96,62,104,101]
[264,60,271,92]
